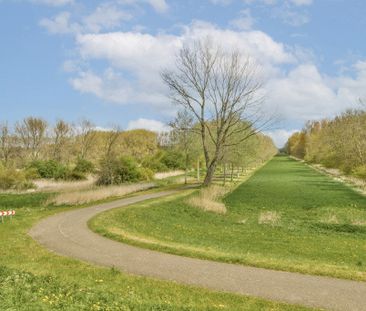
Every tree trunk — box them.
[203,162,216,186]
[231,163,234,182]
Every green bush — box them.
[142,152,168,172]
[353,166,366,180]
[138,167,154,181]
[66,170,86,181]
[24,167,40,180]
[160,149,185,170]
[97,156,143,185]
[74,158,94,174]
[0,166,35,190]
[28,160,86,181]
[28,160,62,179]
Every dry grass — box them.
[258,211,281,226]
[154,171,184,180]
[321,214,339,224]
[33,176,96,193]
[351,220,366,226]
[311,164,366,195]
[187,185,229,214]
[49,183,155,206]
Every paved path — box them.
[29,191,366,311]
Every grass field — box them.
[91,156,366,281]
[0,189,314,310]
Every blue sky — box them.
[1,0,366,146]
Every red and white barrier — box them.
[0,210,15,222]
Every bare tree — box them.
[104,126,121,159]
[52,119,71,162]
[162,39,270,185]
[170,109,196,184]
[78,119,96,160]
[15,117,48,160]
[0,122,13,165]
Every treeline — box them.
[286,108,366,179]
[0,116,277,190]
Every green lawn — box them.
[91,156,366,281]
[0,190,313,310]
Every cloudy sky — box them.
[1,0,365,146]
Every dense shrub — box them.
[353,166,366,180]
[28,160,64,179]
[160,149,185,170]
[142,151,168,172]
[0,166,35,190]
[97,156,143,185]
[74,158,94,174]
[137,167,154,181]
[28,160,87,181]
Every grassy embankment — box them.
[91,156,366,281]
[0,186,314,310]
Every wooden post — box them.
[197,159,200,182]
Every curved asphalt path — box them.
[29,190,366,311]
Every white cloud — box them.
[39,11,80,34]
[146,0,168,13]
[31,0,73,5]
[266,62,366,123]
[70,21,294,111]
[289,0,312,6]
[83,3,132,33]
[230,9,255,30]
[40,4,131,35]
[275,8,309,26]
[267,64,337,121]
[116,0,168,13]
[60,19,366,129]
[70,71,103,97]
[242,0,312,6]
[209,0,232,5]
[265,129,298,148]
[241,0,312,26]
[127,118,169,132]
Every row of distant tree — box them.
[285,105,366,179]
[0,115,276,190]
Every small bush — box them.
[187,185,229,214]
[74,158,94,174]
[160,149,185,170]
[24,167,40,180]
[138,167,154,181]
[142,152,168,172]
[97,156,143,186]
[66,170,87,181]
[353,166,366,180]
[258,211,281,226]
[0,166,35,190]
